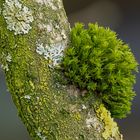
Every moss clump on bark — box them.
[62,23,138,119]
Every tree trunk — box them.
[0,0,123,140]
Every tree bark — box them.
[0,0,123,140]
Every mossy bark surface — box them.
[0,0,122,140]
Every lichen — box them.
[3,0,34,35]
[36,41,66,67]
[96,104,120,139]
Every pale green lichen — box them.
[3,0,34,35]
[96,104,120,139]
[36,41,66,67]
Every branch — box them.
[0,0,122,139]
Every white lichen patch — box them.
[3,0,34,35]
[36,41,66,67]
[45,42,65,66]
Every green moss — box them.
[96,104,120,139]
[62,23,139,118]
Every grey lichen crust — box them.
[36,41,66,67]
[0,0,122,140]
[3,0,34,35]
[34,0,69,67]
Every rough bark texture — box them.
[0,0,123,140]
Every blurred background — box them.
[0,0,140,139]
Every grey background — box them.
[0,0,140,140]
